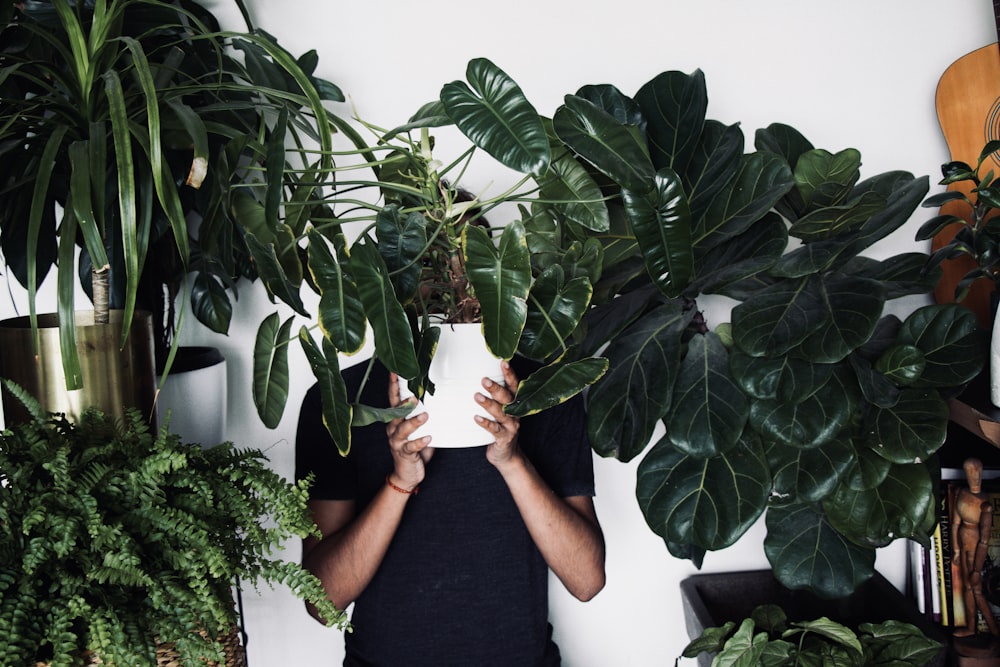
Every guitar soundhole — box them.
[986,95,1000,167]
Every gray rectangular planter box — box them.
[680,569,948,666]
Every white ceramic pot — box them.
[156,346,228,447]
[400,322,504,448]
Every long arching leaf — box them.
[299,327,352,455]
[505,358,608,417]
[622,167,694,297]
[440,58,549,177]
[464,221,531,359]
[252,312,294,429]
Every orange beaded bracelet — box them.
[385,474,419,495]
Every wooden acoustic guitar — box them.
[933,0,1000,329]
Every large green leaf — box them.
[693,152,794,252]
[375,204,427,303]
[252,312,294,429]
[749,369,858,449]
[865,388,948,464]
[298,327,352,455]
[766,435,855,503]
[666,332,748,458]
[349,239,418,379]
[730,348,835,403]
[552,94,655,193]
[895,304,985,387]
[538,148,610,232]
[633,69,707,175]
[823,462,934,547]
[636,432,770,550]
[307,229,366,354]
[796,274,886,364]
[244,232,308,316]
[190,272,232,335]
[788,191,885,241]
[505,358,609,418]
[763,503,875,598]
[832,175,929,263]
[518,265,592,361]
[691,212,787,295]
[586,302,691,461]
[682,120,744,224]
[440,57,549,177]
[622,167,694,298]
[464,221,531,359]
[794,148,861,209]
[732,275,829,358]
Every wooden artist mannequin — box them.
[952,457,1000,665]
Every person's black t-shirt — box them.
[295,357,595,667]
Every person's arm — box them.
[476,363,606,602]
[301,374,434,618]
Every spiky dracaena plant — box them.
[0,382,347,666]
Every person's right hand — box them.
[385,372,434,492]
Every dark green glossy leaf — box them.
[732,276,828,358]
[866,388,947,465]
[666,332,748,458]
[848,353,901,409]
[308,230,365,355]
[464,221,531,359]
[586,302,690,461]
[794,148,861,209]
[375,204,427,304]
[505,358,609,417]
[840,253,938,299]
[834,175,930,262]
[623,167,694,298]
[539,149,610,232]
[191,272,232,335]
[518,265,592,361]
[683,120,744,225]
[573,83,644,126]
[874,344,926,385]
[691,212,787,295]
[796,274,886,364]
[730,349,835,403]
[350,239,418,379]
[252,312,294,429]
[824,461,934,546]
[56,211,82,390]
[860,620,944,665]
[754,123,815,170]
[766,435,854,504]
[440,58,549,177]
[749,370,858,449]
[553,94,655,193]
[788,191,885,241]
[694,152,794,252]
[244,232,308,316]
[841,445,892,491]
[764,503,875,598]
[298,327,351,455]
[637,432,770,550]
[896,304,985,387]
[634,69,707,174]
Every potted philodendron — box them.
[538,69,983,598]
[677,601,943,667]
[249,58,611,454]
[0,380,348,666]
[0,0,340,424]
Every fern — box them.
[0,403,349,665]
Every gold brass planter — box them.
[0,310,157,426]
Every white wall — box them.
[2,0,995,665]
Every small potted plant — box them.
[248,58,611,454]
[677,602,944,667]
[0,0,340,421]
[0,380,347,666]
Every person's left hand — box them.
[476,361,521,466]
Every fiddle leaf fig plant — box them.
[544,69,983,597]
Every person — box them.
[952,457,1000,640]
[295,355,606,666]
